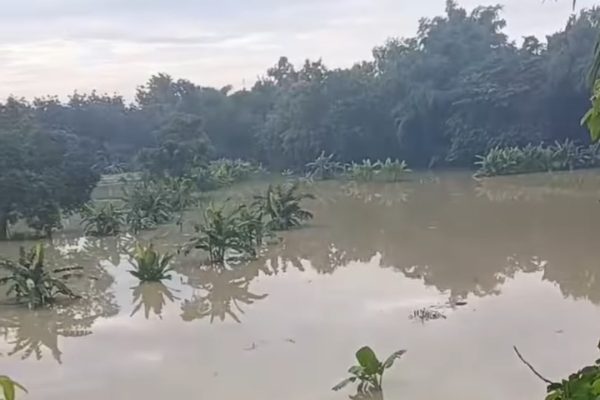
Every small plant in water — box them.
[0,244,82,309]
[305,151,343,180]
[183,202,257,264]
[255,182,315,231]
[129,243,174,282]
[333,346,406,394]
[347,159,381,181]
[0,375,27,400]
[379,159,411,182]
[81,202,125,237]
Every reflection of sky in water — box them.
[1,171,600,399]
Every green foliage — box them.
[347,159,381,181]
[0,376,27,400]
[81,202,125,236]
[0,244,82,309]
[183,202,260,264]
[379,159,411,182]
[474,141,600,177]
[305,152,343,180]
[0,127,100,239]
[333,346,406,393]
[137,113,212,178]
[254,182,315,231]
[582,81,600,142]
[194,159,263,191]
[129,243,174,282]
[515,342,600,400]
[160,176,197,211]
[121,179,174,233]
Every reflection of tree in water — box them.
[0,240,119,363]
[179,264,268,323]
[261,175,600,305]
[0,307,96,363]
[130,283,178,319]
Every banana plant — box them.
[305,151,343,180]
[0,376,26,400]
[81,202,125,237]
[254,182,315,231]
[347,159,381,181]
[129,243,174,282]
[333,346,406,393]
[183,203,257,264]
[379,159,411,182]
[0,243,83,309]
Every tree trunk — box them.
[0,214,8,240]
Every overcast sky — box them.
[0,0,597,99]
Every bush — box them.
[183,203,259,264]
[129,243,174,282]
[254,182,315,231]
[81,202,125,236]
[474,141,600,177]
[0,244,82,309]
[121,179,174,233]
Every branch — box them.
[513,346,554,385]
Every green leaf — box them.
[382,349,407,369]
[332,377,357,391]
[0,376,27,400]
[356,346,381,375]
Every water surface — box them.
[2,171,600,400]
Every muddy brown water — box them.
[2,171,600,400]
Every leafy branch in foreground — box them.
[514,342,600,400]
[0,243,82,309]
[333,346,406,394]
[0,376,27,400]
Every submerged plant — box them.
[305,151,343,180]
[0,244,82,309]
[129,243,174,282]
[333,346,406,394]
[474,142,600,178]
[347,159,381,181]
[122,179,173,233]
[81,202,125,237]
[0,376,27,400]
[255,182,315,231]
[183,203,257,264]
[379,159,411,182]
[160,176,197,211]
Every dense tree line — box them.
[1,1,599,179]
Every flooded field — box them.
[2,171,600,400]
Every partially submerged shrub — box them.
[183,203,258,264]
[305,151,343,180]
[0,244,82,309]
[255,182,315,231]
[379,158,411,182]
[81,202,125,236]
[475,141,600,177]
[122,180,174,233]
[129,243,174,282]
[333,346,406,394]
[193,159,262,191]
[347,159,381,181]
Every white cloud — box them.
[0,0,596,99]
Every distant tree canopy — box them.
[0,103,99,238]
[1,1,599,175]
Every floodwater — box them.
[2,171,600,400]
